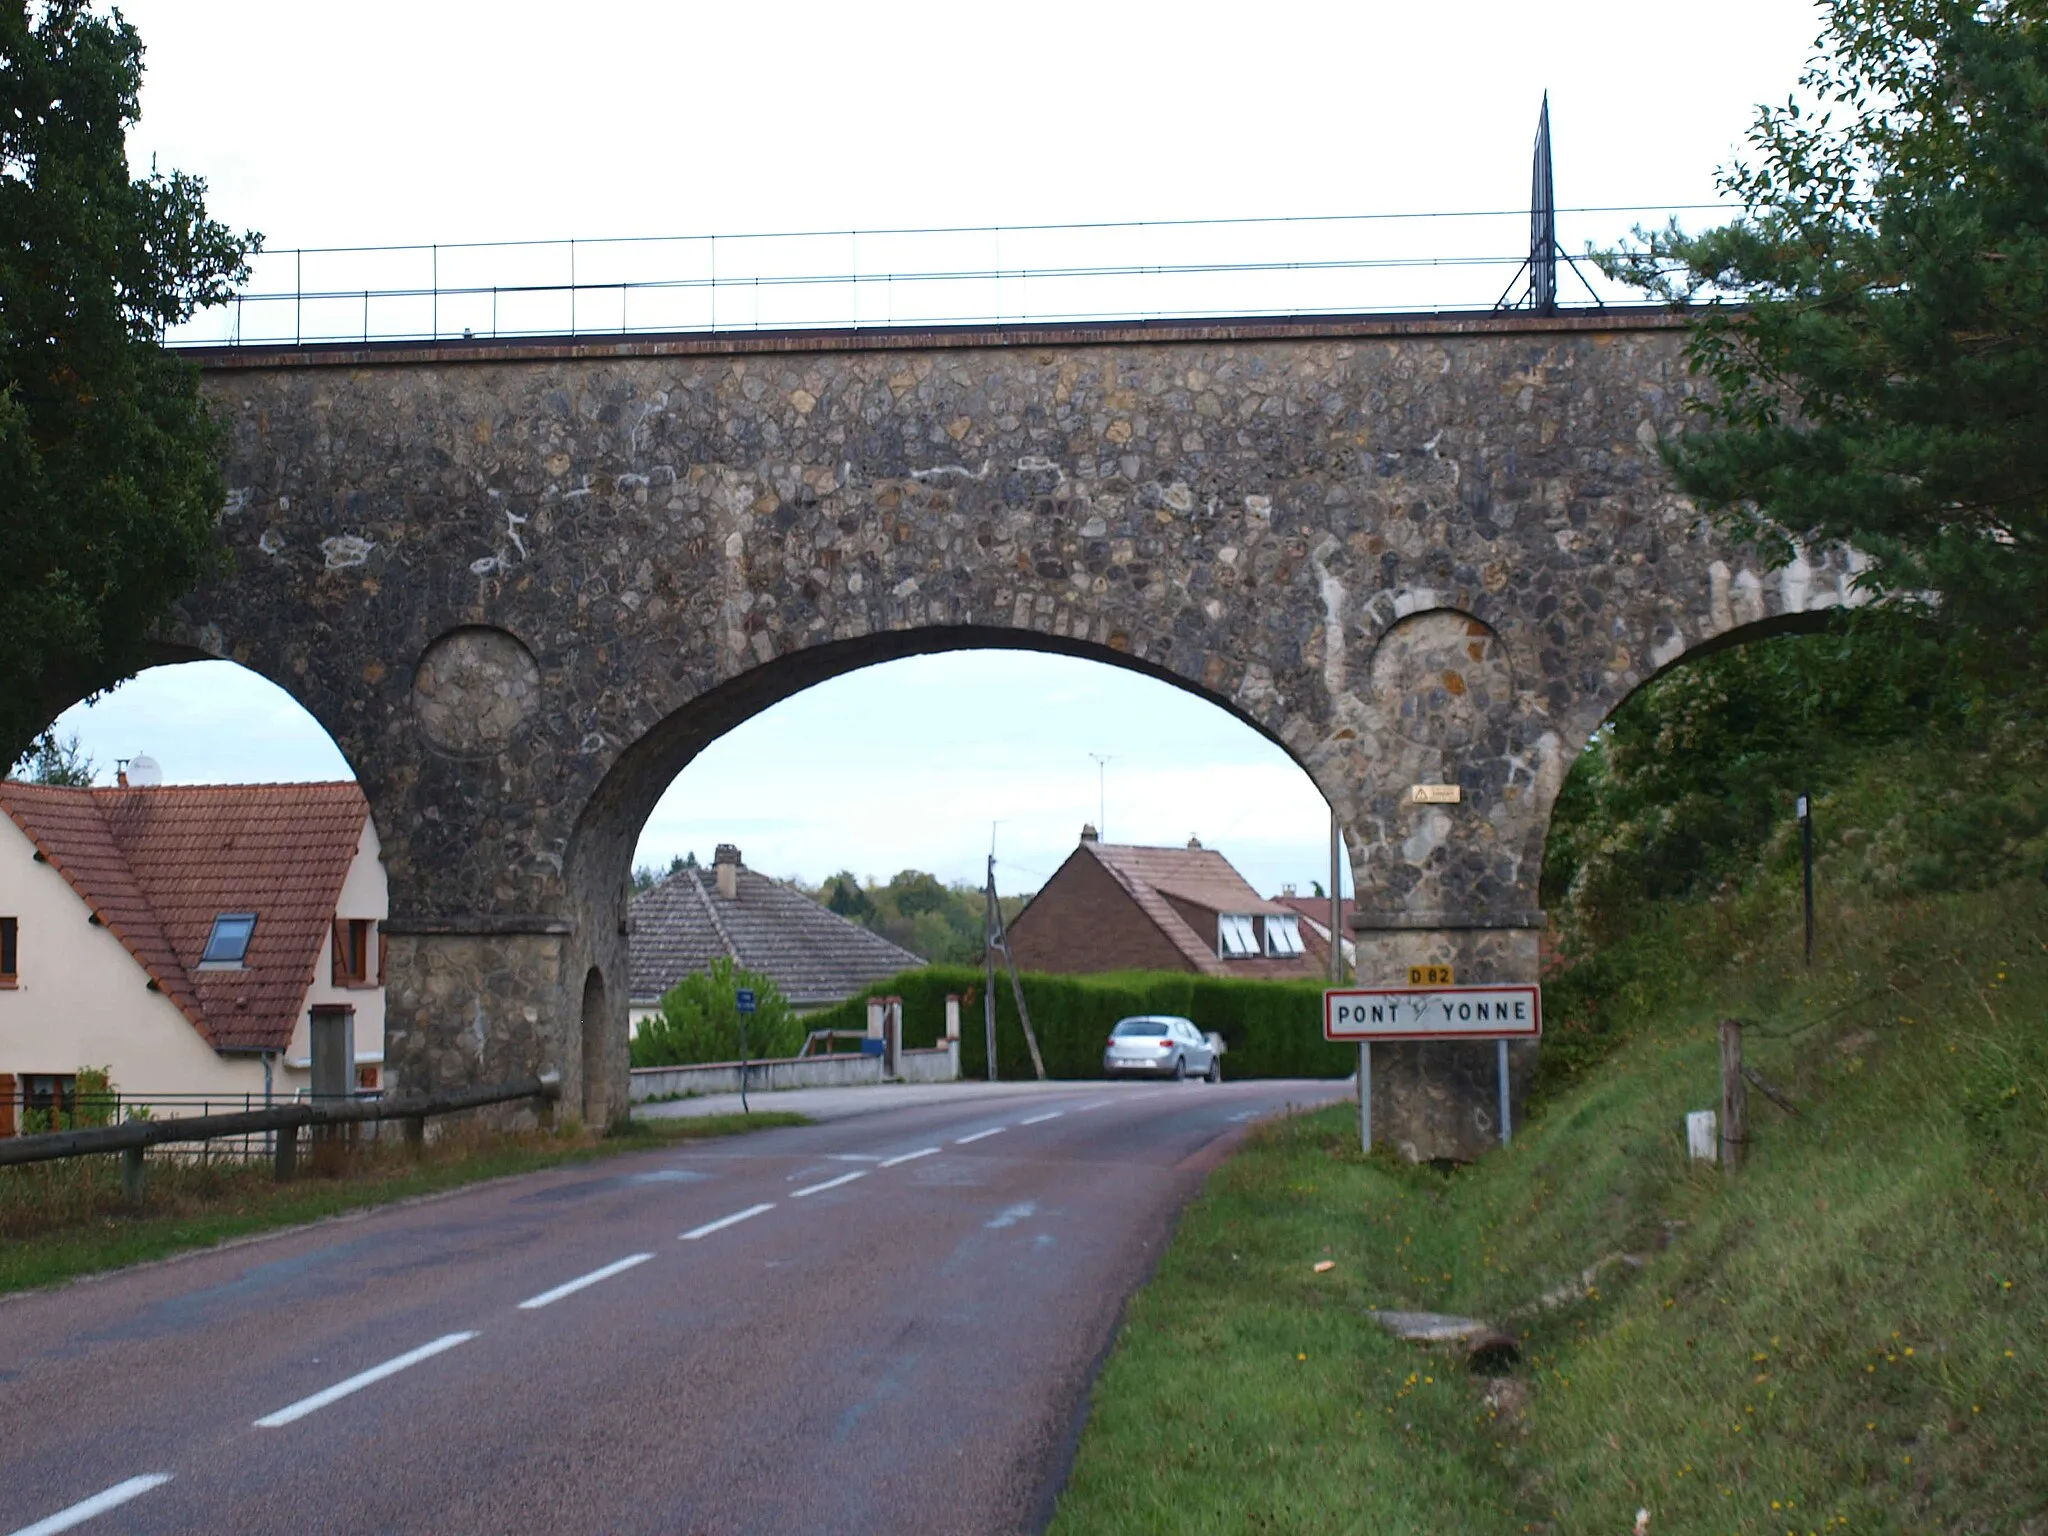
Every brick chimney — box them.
[1079,823,1098,843]
[714,843,741,900]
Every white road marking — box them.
[955,1127,1006,1145]
[681,1202,776,1240]
[821,1153,884,1162]
[6,1475,173,1536]
[1020,1111,1063,1125]
[879,1146,940,1168]
[791,1170,868,1198]
[1072,1099,1114,1111]
[254,1333,477,1428]
[517,1253,655,1310]
[986,1201,1037,1229]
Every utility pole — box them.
[985,855,1047,1081]
[1088,753,1113,840]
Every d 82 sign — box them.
[1324,984,1541,1041]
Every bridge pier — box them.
[379,919,627,1130]
[1350,919,1540,1163]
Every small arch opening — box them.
[580,966,610,1126]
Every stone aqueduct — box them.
[144,309,1855,1160]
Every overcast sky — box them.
[45,0,1824,896]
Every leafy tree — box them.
[6,728,92,784]
[884,869,952,918]
[1541,616,2046,945]
[1601,0,2048,659]
[630,955,803,1067]
[1,3,259,761]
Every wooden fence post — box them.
[1719,1018,1747,1173]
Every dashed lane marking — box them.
[791,1170,868,1198]
[1020,1111,1063,1125]
[518,1253,655,1310]
[681,1203,776,1240]
[6,1475,174,1536]
[878,1146,940,1168]
[954,1128,1006,1145]
[254,1333,477,1429]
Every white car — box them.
[1102,1015,1221,1082]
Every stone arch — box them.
[559,623,1347,1121]
[1530,605,1850,903]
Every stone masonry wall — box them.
[170,312,1863,1152]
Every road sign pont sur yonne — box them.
[1323,984,1542,1042]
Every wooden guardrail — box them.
[0,1069,562,1198]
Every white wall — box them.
[280,815,389,1084]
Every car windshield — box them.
[1113,1018,1176,1037]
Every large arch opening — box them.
[1527,605,1991,1097]
[568,629,1357,1106]
[2,655,386,1122]
[1539,609,1854,951]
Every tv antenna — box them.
[1496,93,1604,314]
[1087,753,1113,841]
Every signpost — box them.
[735,987,757,1114]
[1325,983,1542,1153]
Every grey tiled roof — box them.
[628,863,924,1010]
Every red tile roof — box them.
[0,782,370,1053]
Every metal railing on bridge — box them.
[167,203,1718,351]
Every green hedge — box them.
[805,967,1356,1080]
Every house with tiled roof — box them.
[1005,828,1324,980]
[0,780,386,1132]
[1272,892,1355,979]
[628,844,923,1026]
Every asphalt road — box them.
[0,1076,1346,1536]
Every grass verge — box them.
[1050,878,2047,1535]
[0,1110,809,1298]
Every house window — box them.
[1264,914,1304,957]
[0,917,16,985]
[200,912,257,967]
[21,1073,75,1115]
[333,918,375,987]
[1217,913,1259,957]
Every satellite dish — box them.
[126,754,162,788]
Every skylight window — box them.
[1218,913,1259,957]
[201,913,257,966]
[1265,914,1304,957]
